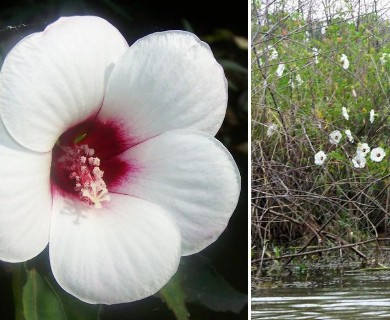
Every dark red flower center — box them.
[51,118,135,207]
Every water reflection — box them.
[252,270,390,319]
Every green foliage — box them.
[159,271,189,320]
[180,256,247,313]
[296,262,307,275]
[253,6,389,176]
[160,256,247,317]
[22,269,67,320]
[273,246,282,259]
[13,264,99,320]
[13,256,246,320]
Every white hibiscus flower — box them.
[352,153,367,168]
[370,147,386,162]
[314,151,327,165]
[357,143,370,156]
[329,130,342,145]
[0,16,240,304]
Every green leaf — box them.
[328,150,345,161]
[159,255,247,317]
[55,289,100,320]
[22,267,100,320]
[13,264,26,320]
[44,274,100,320]
[181,256,247,313]
[159,271,189,320]
[22,269,67,320]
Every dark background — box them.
[0,1,248,319]
[0,0,247,49]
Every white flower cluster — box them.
[352,143,370,168]
[315,140,386,167]
[314,107,386,167]
[352,143,385,168]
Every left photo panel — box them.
[0,1,249,320]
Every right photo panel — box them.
[251,0,390,318]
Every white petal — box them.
[110,130,240,255]
[0,120,51,262]
[0,16,128,152]
[50,194,181,304]
[99,31,227,144]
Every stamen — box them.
[59,144,110,208]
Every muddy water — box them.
[252,270,390,319]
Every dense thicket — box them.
[252,0,390,273]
